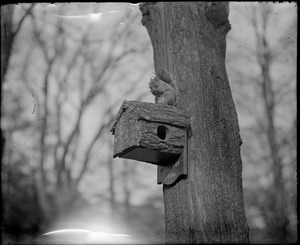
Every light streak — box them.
[43,229,92,235]
[42,228,133,244]
[42,228,131,237]
[52,11,121,22]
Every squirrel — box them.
[149,70,177,106]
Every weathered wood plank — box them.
[112,104,187,165]
[111,100,190,135]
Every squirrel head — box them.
[149,77,165,95]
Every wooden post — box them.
[140,2,249,243]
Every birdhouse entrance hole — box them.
[157,125,168,140]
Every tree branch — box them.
[12,4,35,38]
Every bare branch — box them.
[12,4,35,38]
[74,110,114,188]
[74,71,149,188]
[60,106,84,170]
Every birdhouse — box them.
[110,100,190,166]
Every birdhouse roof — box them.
[110,100,190,135]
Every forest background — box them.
[1,2,297,244]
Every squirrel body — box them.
[149,70,177,106]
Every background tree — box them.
[2,3,154,241]
[1,4,34,186]
[1,4,34,82]
[226,2,297,243]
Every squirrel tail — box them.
[156,70,174,86]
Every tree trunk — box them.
[1,5,14,83]
[256,12,288,241]
[122,160,132,211]
[108,156,116,212]
[140,2,249,243]
[1,5,14,167]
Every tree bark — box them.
[140,2,249,243]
